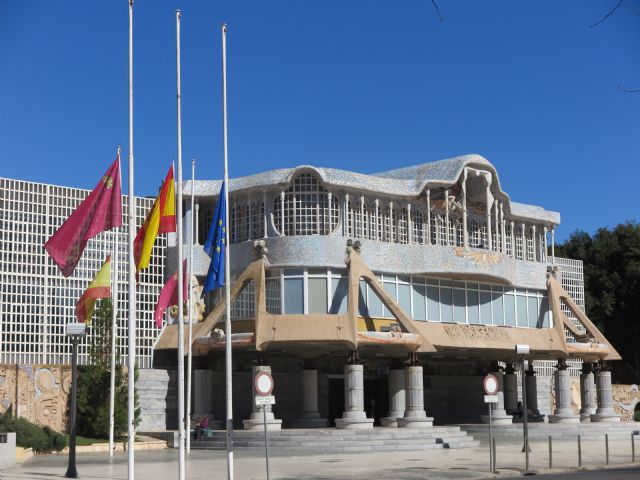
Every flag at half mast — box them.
[203,182,226,293]
[134,164,176,272]
[44,156,122,277]
[76,255,112,323]
[153,259,188,328]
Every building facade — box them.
[156,154,620,429]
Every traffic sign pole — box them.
[254,371,274,480]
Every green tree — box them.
[556,222,640,382]
[71,298,139,438]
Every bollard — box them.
[578,435,582,468]
[632,432,636,463]
[492,437,497,473]
[548,436,552,469]
[606,433,609,465]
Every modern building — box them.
[0,176,167,368]
[155,154,621,429]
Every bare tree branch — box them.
[618,85,640,93]
[589,0,624,28]
[431,0,444,22]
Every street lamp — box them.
[65,322,86,479]
[515,344,531,472]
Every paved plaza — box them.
[3,435,639,479]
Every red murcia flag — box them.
[45,155,123,277]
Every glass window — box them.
[491,292,504,326]
[453,288,466,323]
[467,288,480,324]
[538,297,549,328]
[358,280,369,317]
[412,284,426,321]
[504,291,516,326]
[308,277,327,314]
[329,277,348,314]
[266,278,281,314]
[398,283,411,317]
[516,294,528,327]
[440,287,453,322]
[527,295,538,329]
[427,286,440,321]
[367,283,383,318]
[382,282,397,318]
[284,278,304,314]
[479,291,492,325]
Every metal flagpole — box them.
[126,1,136,479]
[221,23,234,480]
[175,10,186,480]
[186,158,195,454]
[109,147,121,457]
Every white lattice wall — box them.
[0,177,166,368]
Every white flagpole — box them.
[221,23,234,480]
[175,10,186,480]
[109,147,121,457]
[127,1,136,479]
[186,158,195,454]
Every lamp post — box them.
[515,344,531,472]
[65,322,87,479]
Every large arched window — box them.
[273,173,339,236]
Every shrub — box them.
[43,426,67,451]
[0,414,64,453]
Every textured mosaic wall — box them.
[0,364,71,433]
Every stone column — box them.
[525,364,543,421]
[462,170,468,248]
[398,365,433,428]
[549,360,579,423]
[243,365,282,431]
[381,368,405,427]
[591,364,620,422]
[292,369,328,427]
[579,363,597,421]
[503,363,518,416]
[481,368,512,424]
[335,364,374,429]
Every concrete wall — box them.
[0,432,16,470]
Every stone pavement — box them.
[2,436,638,479]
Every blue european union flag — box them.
[203,182,226,293]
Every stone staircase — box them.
[459,422,640,441]
[192,426,478,453]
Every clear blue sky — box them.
[1,1,638,241]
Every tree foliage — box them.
[556,222,640,382]
[72,298,140,439]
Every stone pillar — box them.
[462,170,468,248]
[525,364,543,421]
[335,364,374,429]
[243,365,282,431]
[481,368,512,425]
[549,360,579,423]
[398,365,433,428]
[381,368,405,427]
[292,369,328,427]
[591,365,620,422]
[193,369,222,429]
[503,364,518,416]
[579,363,597,422]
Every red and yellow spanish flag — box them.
[134,164,176,272]
[76,255,112,324]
